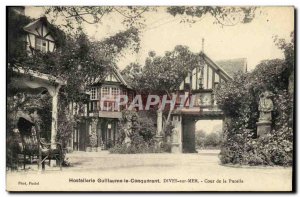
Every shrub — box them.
[204,132,221,148]
[109,110,169,154]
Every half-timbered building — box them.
[23,16,56,53]
[70,66,135,151]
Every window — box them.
[111,87,120,99]
[101,87,110,98]
[35,37,47,52]
[90,87,97,100]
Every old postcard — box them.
[6,6,294,192]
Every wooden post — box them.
[155,110,164,148]
[157,110,163,136]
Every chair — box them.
[39,138,63,170]
[17,116,63,171]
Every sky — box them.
[25,6,294,71]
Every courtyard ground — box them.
[6,150,292,191]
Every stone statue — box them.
[258,91,274,122]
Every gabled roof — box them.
[112,66,131,88]
[23,16,54,41]
[199,52,232,81]
[92,65,131,89]
[215,58,247,78]
[23,18,41,31]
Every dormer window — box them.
[35,37,47,52]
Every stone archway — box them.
[170,112,224,153]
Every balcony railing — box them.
[88,100,126,113]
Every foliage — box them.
[274,32,294,74]
[7,8,32,64]
[135,111,157,142]
[195,130,206,148]
[138,45,203,94]
[120,62,143,90]
[216,33,294,166]
[110,110,162,154]
[204,132,222,148]
[56,92,76,148]
[89,133,98,148]
[44,6,257,30]
[167,6,256,26]
[195,130,222,149]
[45,6,152,30]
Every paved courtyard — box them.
[7,150,292,191]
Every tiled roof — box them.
[215,58,247,77]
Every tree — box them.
[123,45,204,134]
[204,132,221,148]
[195,130,206,149]
[274,32,294,104]
[120,62,143,91]
[142,45,201,93]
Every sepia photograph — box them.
[6,5,294,192]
